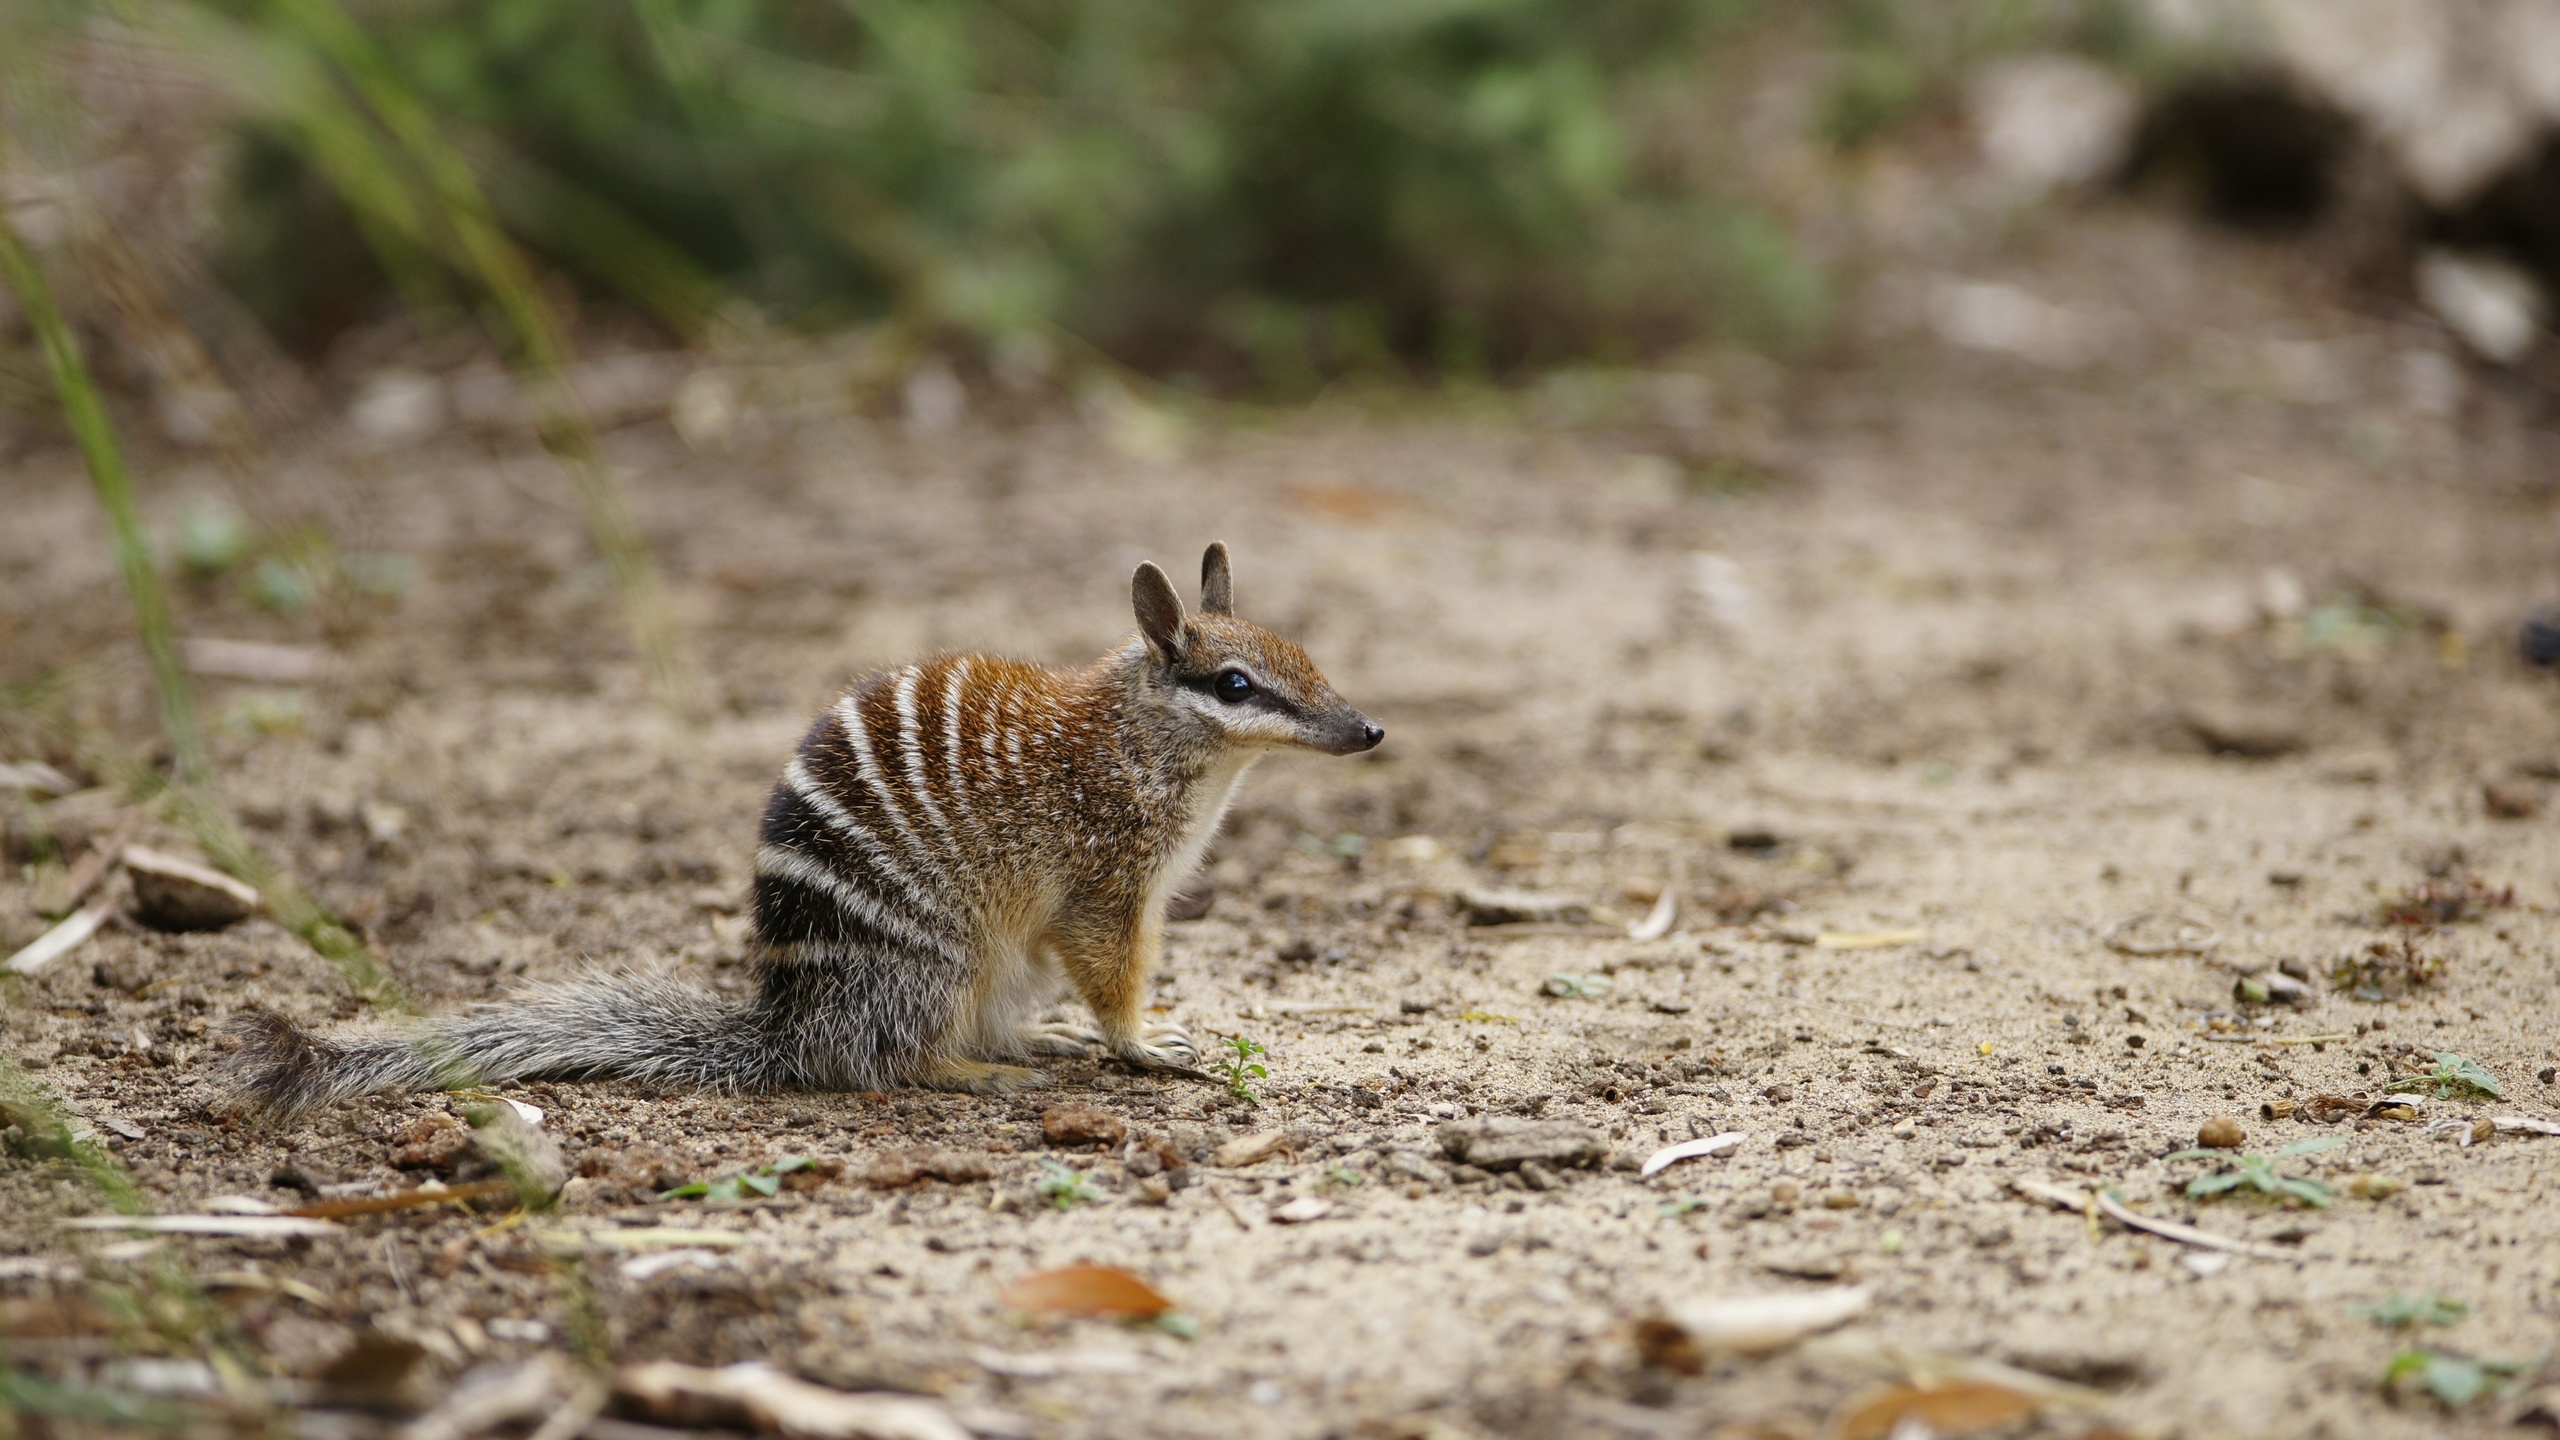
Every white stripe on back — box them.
[941,659,978,831]
[894,666,957,843]
[756,843,954,959]
[834,692,946,882]
[783,757,946,925]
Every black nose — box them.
[1360,723,1384,750]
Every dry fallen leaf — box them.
[1210,1130,1292,1168]
[60,1214,341,1238]
[617,1360,968,1440]
[1835,1380,2046,1440]
[1270,1196,1333,1224]
[997,1264,1173,1319]
[1662,1285,1868,1354]
[1627,888,1677,941]
[1640,1131,1746,1179]
[1814,929,1926,950]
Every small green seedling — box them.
[2383,1349,2520,1408]
[1210,1035,1268,1103]
[1542,973,1610,999]
[2385,1052,2501,1100]
[1033,1159,1100,1210]
[2164,1136,2344,1208]
[2359,1294,2468,1330]
[661,1155,819,1202]
[1656,1196,1711,1218]
[1319,1162,1364,1189]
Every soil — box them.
[7,202,2560,1440]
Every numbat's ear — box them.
[1132,562,1188,661]
[1200,541,1235,616]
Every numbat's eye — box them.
[1214,670,1256,703]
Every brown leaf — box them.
[1835,1381,2045,1440]
[1630,1315,1702,1376]
[997,1264,1173,1319]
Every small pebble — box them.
[2196,1116,2246,1150]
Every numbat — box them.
[227,544,1380,1114]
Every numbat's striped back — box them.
[220,543,1380,1115]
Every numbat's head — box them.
[1130,543,1382,757]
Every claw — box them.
[1113,1040,1210,1079]
[1020,1021,1105,1058]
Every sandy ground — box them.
[7,202,2560,1439]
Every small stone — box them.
[2196,1116,2246,1150]
[862,1147,992,1188]
[1822,1190,1861,1210]
[1210,1130,1292,1168]
[1041,1104,1127,1149]
[2180,706,2304,760]
[92,955,153,994]
[1763,1084,1795,1103]
[1517,1159,1562,1192]
[1769,1181,1801,1206]
[1435,1117,1610,1172]
[1379,1151,1450,1187]
[1457,887,1591,927]
[2343,1173,2403,1200]
[1269,1196,1332,1224]
[121,846,259,933]
[270,1162,332,1193]
[1136,1175,1174,1206]
[602,1145,693,1195]
[391,1114,471,1171]
[2234,971,2308,1005]
[2484,782,2542,820]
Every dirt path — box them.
[7,205,2560,1438]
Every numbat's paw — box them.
[1020,1021,1105,1058]
[1114,1037,1203,1074]
[1139,1021,1200,1066]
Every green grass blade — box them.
[0,204,211,793]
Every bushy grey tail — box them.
[222,966,878,1119]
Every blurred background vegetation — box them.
[2,0,2155,404]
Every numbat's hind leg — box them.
[916,1058,1047,1094]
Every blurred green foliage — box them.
[213,0,1832,385]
